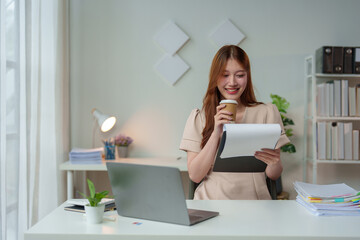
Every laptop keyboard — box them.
[189,214,203,223]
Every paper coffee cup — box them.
[220,100,238,123]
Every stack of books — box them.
[294,181,360,216]
[69,148,103,164]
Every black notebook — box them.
[64,202,116,213]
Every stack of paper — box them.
[294,181,360,216]
[69,148,103,164]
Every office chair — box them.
[188,176,278,200]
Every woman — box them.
[179,45,290,200]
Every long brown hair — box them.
[201,45,262,148]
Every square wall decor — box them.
[210,19,245,47]
[154,54,189,86]
[154,21,190,56]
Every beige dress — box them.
[179,103,290,200]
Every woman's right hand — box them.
[213,104,234,137]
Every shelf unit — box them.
[303,56,360,183]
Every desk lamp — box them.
[92,108,116,147]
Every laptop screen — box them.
[106,162,191,225]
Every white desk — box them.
[60,157,188,199]
[25,200,360,240]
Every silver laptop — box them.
[106,162,219,226]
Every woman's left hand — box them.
[254,148,280,166]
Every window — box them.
[1,0,21,239]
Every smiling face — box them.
[217,58,247,103]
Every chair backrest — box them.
[188,177,278,200]
[266,177,278,200]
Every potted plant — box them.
[270,94,296,198]
[115,134,133,158]
[79,178,109,223]
[270,94,296,153]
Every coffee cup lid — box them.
[220,100,238,105]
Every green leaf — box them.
[270,94,289,113]
[98,191,109,198]
[285,128,293,137]
[88,197,96,207]
[87,178,96,199]
[280,143,296,153]
[282,118,294,126]
[78,191,86,198]
[92,198,101,207]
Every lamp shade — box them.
[92,108,116,132]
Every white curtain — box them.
[0,0,69,239]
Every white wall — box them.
[70,0,360,199]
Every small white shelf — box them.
[316,116,360,121]
[316,160,360,164]
[315,73,360,78]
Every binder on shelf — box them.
[353,130,359,160]
[343,122,353,160]
[316,83,326,116]
[334,80,342,117]
[349,86,356,116]
[331,122,338,160]
[327,81,334,116]
[316,46,333,73]
[326,122,332,160]
[324,83,330,116]
[332,47,344,74]
[354,47,360,74]
[341,80,348,117]
[337,122,345,160]
[343,47,354,74]
[317,122,326,160]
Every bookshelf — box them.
[303,56,360,183]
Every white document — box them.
[294,181,358,199]
[220,124,281,159]
[69,147,103,158]
[296,196,360,216]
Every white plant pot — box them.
[85,203,105,224]
[117,146,128,158]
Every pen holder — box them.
[104,145,115,160]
